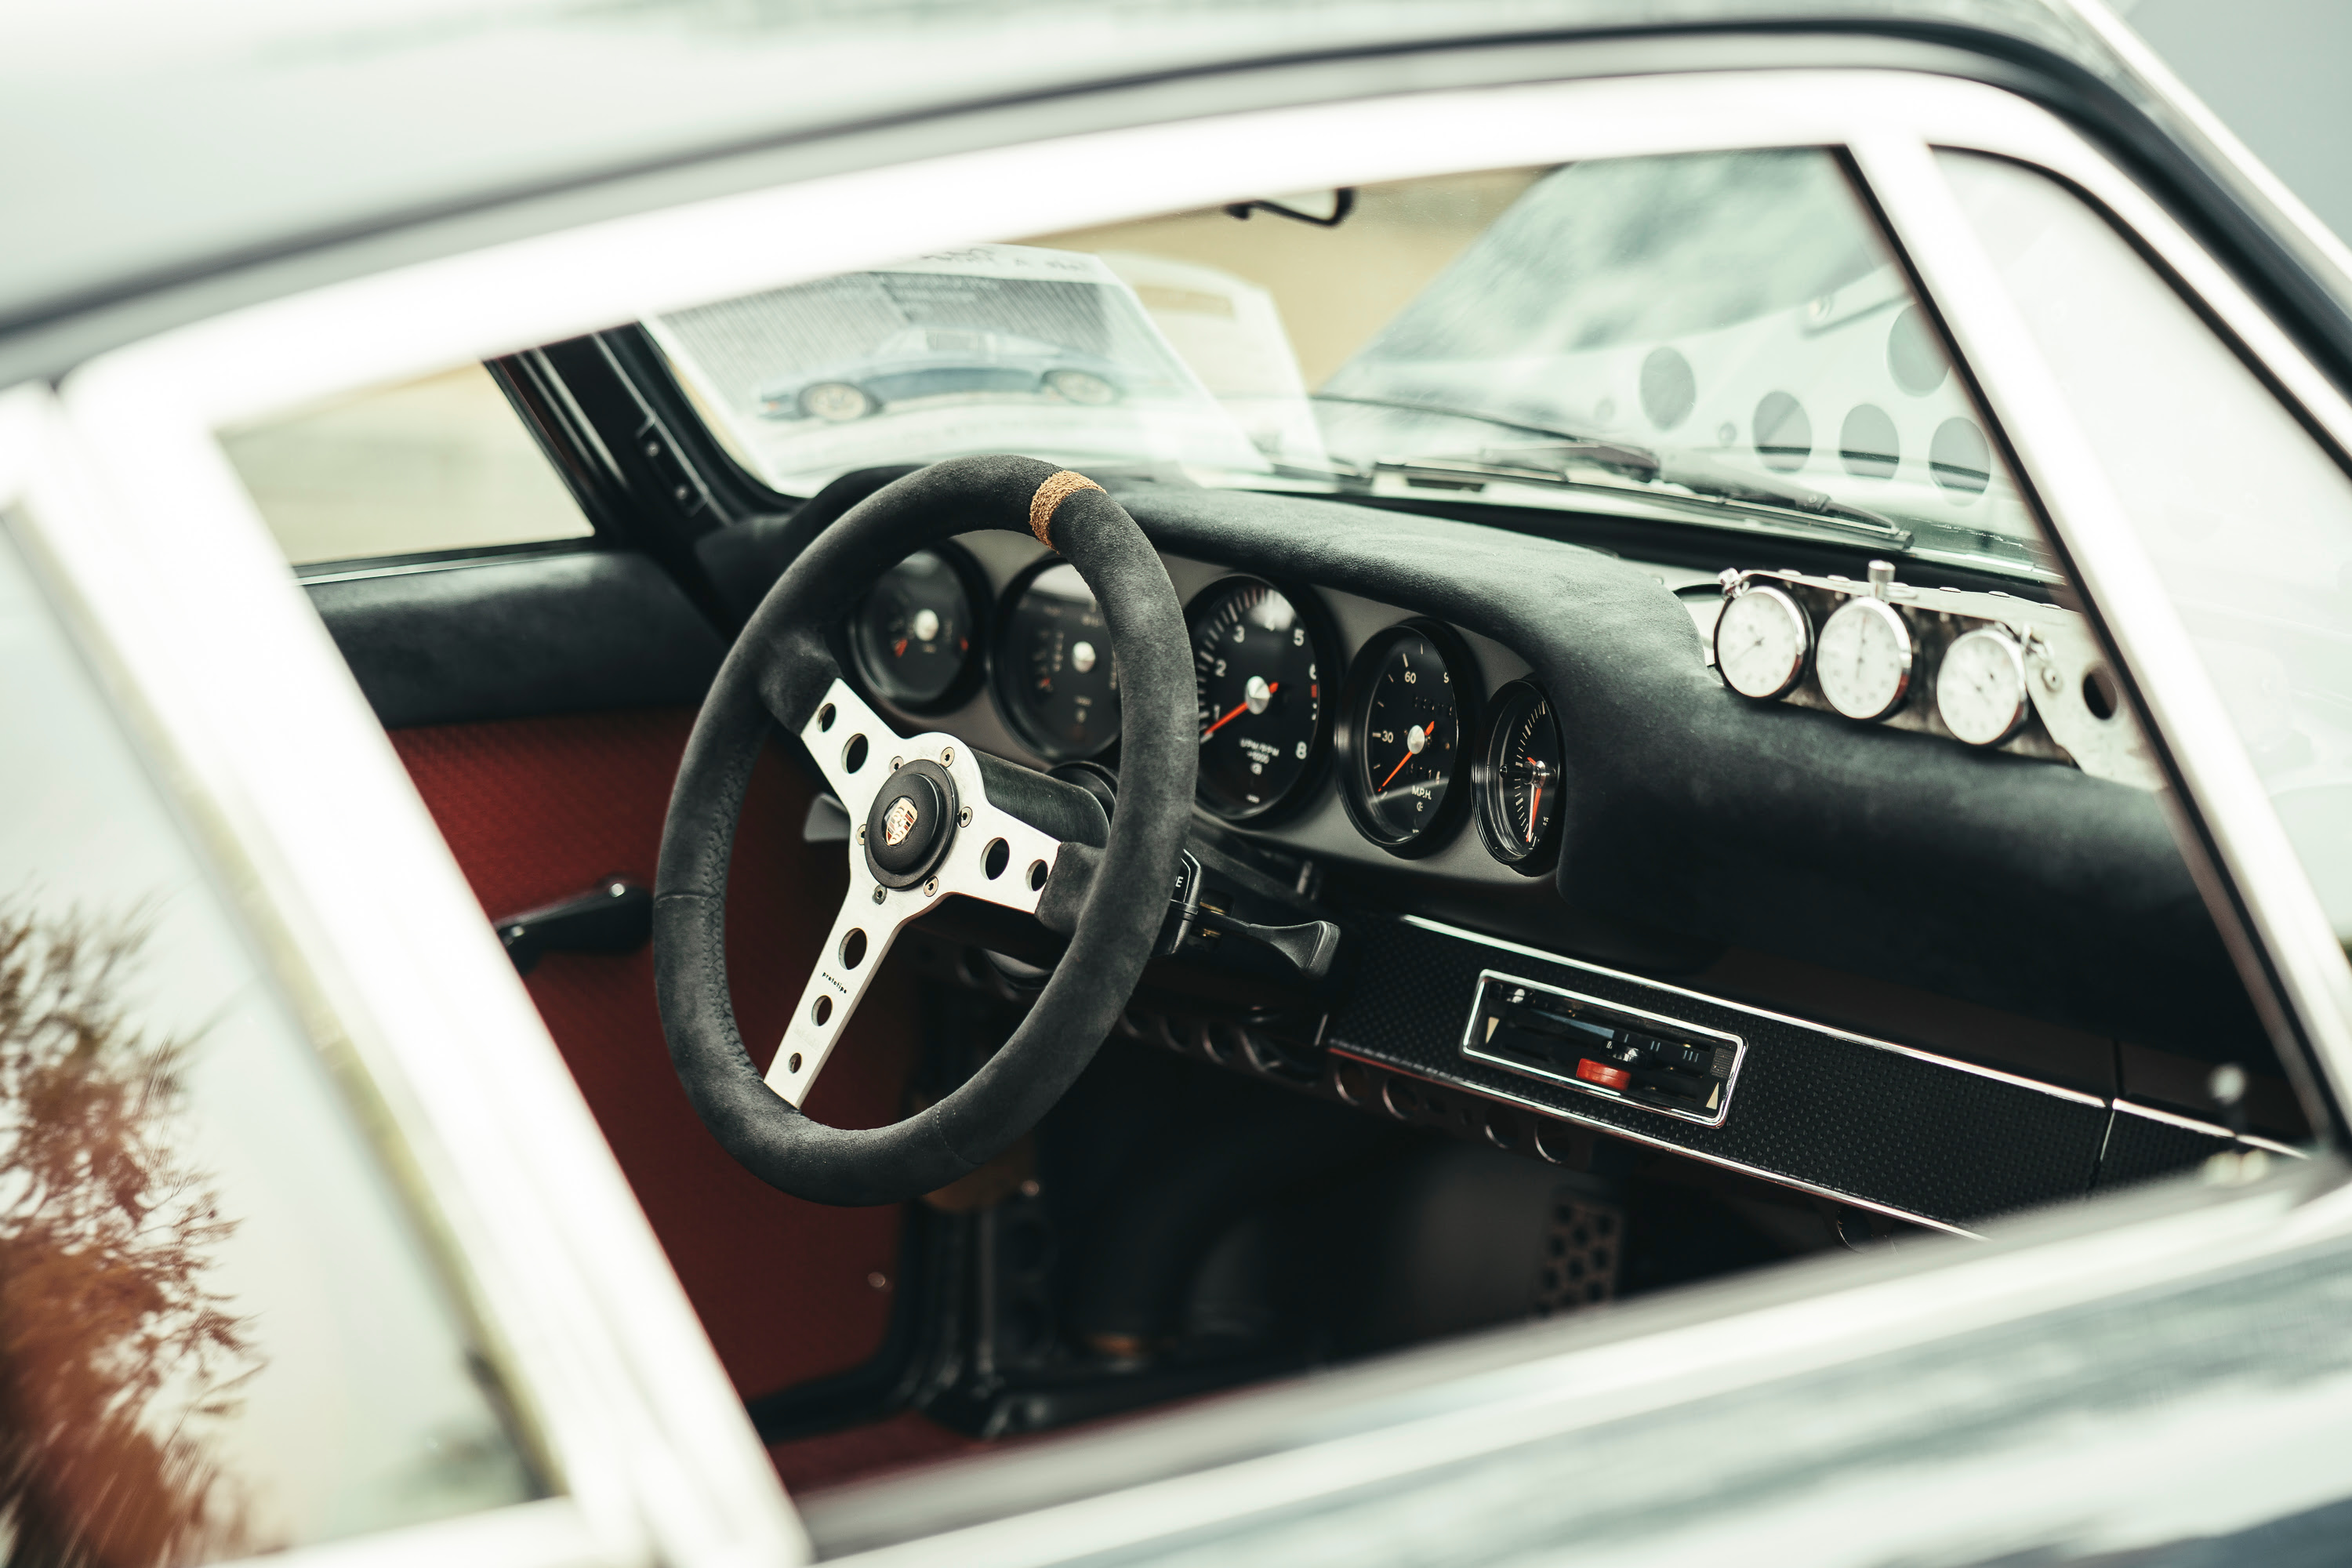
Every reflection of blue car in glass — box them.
[754,326,1131,420]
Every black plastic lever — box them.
[1189,906,1344,983]
[497,879,652,975]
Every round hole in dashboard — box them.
[1381,1078,1420,1119]
[2082,664,2119,721]
[1533,1119,1588,1167]
[1334,1062,1370,1105]
[1483,1109,1523,1151]
[1199,1021,1243,1065]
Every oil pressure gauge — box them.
[1936,626,2030,746]
[1815,597,1915,721]
[1713,583,1810,700]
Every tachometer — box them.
[992,557,1120,760]
[848,543,986,713]
[1338,621,1478,855]
[1475,679,1563,872]
[1188,577,1333,821]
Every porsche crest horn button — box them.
[862,758,960,887]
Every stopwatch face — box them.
[1815,597,1915,721]
[1714,586,1811,700]
[1936,626,2030,746]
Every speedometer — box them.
[1188,577,1334,822]
[1338,621,1478,856]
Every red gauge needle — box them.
[1200,681,1276,739]
[1377,750,1414,792]
[1526,776,1543,844]
[893,637,908,657]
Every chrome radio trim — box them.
[1461,968,1748,1128]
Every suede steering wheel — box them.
[653,457,1196,1207]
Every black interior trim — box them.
[308,547,726,727]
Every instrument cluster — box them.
[1709,561,2158,787]
[844,547,1565,870]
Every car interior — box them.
[218,147,2316,1508]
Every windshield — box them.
[652,149,2044,577]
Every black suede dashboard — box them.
[1098,484,2259,1067]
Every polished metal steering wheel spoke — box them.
[765,679,1069,1107]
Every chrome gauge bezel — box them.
[1184,575,1340,825]
[1814,596,1915,722]
[1473,678,1565,874]
[988,553,1123,763]
[843,539,992,717]
[1935,625,2031,746]
[1712,583,1812,701]
[1335,619,1480,858]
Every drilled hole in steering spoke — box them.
[1028,859,1049,892]
[842,734,869,774]
[811,995,833,1026]
[816,702,837,731]
[983,838,1011,880]
[787,1052,804,1073]
[840,928,868,968]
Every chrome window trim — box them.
[22,62,2352,1561]
[1849,123,2352,1127]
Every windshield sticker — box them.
[648,244,1270,493]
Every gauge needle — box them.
[1526,776,1542,843]
[1200,681,1276,739]
[1378,722,1429,791]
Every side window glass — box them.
[1944,153,2352,946]
[219,363,592,566]
[0,510,539,1560]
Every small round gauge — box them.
[1714,584,1812,700]
[848,544,987,712]
[1188,577,1334,822]
[1475,680,1565,872]
[1814,597,1915,721]
[992,557,1120,760]
[1936,625,2030,746]
[1338,621,1478,855]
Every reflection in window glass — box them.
[0,514,539,1563]
[1944,152,2352,944]
[220,363,591,567]
[658,154,2041,578]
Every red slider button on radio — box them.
[1575,1058,1632,1091]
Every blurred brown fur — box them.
[0,903,262,1568]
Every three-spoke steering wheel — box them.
[653,457,1196,1207]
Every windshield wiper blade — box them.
[1481,441,1909,540]
[1311,395,1911,545]
[1373,448,1913,549]
[1309,394,1653,459]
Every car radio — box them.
[1461,970,1744,1127]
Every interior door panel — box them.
[309,548,727,727]
[314,550,916,1403]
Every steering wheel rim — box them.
[653,456,1196,1207]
